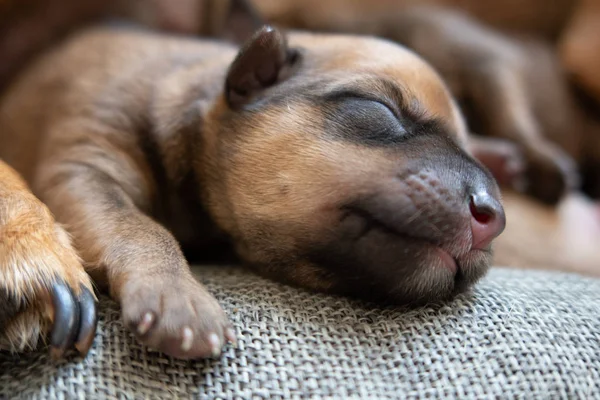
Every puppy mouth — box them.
[345,206,461,273]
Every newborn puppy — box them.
[0,23,505,358]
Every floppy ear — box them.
[225,25,298,109]
[203,0,265,43]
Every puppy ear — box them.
[225,25,298,109]
[203,0,265,43]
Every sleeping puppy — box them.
[0,21,505,359]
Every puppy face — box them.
[201,28,505,304]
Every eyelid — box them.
[330,92,402,120]
[362,97,401,120]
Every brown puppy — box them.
[0,23,505,358]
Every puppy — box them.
[0,20,505,359]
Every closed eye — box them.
[323,89,402,120]
[323,96,409,145]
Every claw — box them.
[137,312,155,336]
[74,285,97,355]
[208,333,221,358]
[224,327,237,348]
[49,280,79,359]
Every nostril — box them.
[469,195,494,224]
[469,192,506,250]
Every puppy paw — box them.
[0,204,97,358]
[120,273,235,359]
[469,136,526,189]
[524,143,580,205]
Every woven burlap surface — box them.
[1,266,599,399]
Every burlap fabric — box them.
[1,266,599,399]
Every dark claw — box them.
[49,280,79,359]
[74,285,97,355]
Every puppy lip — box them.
[347,205,444,247]
[435,247,458,274]
[347,206,462,274]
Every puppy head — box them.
[200,27,505,304]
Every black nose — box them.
[469,191,506,249]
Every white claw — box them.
[208,333,221,357]
[181,327,194,352]
[137,312,155,335]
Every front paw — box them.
[119,272,235,359]
[0,219,97,358]
[524,143,580,205]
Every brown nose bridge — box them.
[411,137,484,197]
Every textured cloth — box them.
[1,266,599,399]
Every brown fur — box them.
[254,0,600,103]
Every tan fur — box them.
[0,159,93,352]
[258,1,600,205]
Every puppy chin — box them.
[396,247,493,305]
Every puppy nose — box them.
[469,192,506,250]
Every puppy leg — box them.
[0,160,96,357]
[33,130,235,359]
[388,6,579,204]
